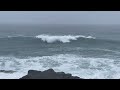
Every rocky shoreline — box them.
[20,69,81,79]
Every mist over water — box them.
[0,24,120,79]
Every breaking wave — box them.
[35,34,96,43]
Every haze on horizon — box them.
[0,11,120,25]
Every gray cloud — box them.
[0,11,120,24]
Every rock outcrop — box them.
[20,69,81,79]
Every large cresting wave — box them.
[35,34,96,43]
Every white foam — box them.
[35,34,95,43]
[0,54,120,79]
[0,72,26,79]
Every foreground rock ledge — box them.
[20,69,81,79]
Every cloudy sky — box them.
[0,11,120,24]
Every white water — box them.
[35,34,96,43]
[0,54,120,79]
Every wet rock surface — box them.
[20,69,81,79]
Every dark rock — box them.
[20,69,81,79]
[43,68,55,73]
[0,70,16,73]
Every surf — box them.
[35,34,96,43]
[0,54,119,79]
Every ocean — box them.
[0,24,120,79]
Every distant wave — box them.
[35,34,96,43]
[7,35,30,38]
[0,35,32,38]
[0,34,120,45]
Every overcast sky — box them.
[0,11,120,24]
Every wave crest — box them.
[35,34,96,43]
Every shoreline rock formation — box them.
[20,69,81,79]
